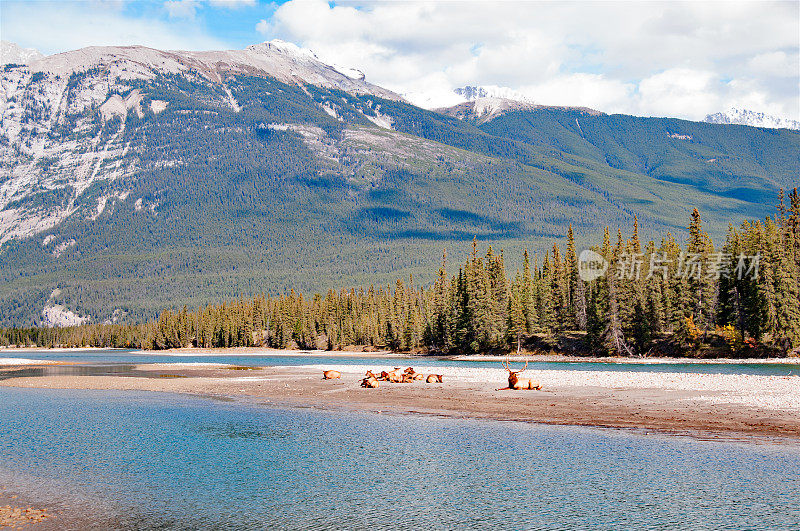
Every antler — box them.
[503,353,528,373]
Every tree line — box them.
[3,189,799,357]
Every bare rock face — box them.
[0,40,402,246]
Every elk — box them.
[499,355,540,390]
[361,372,380,388]
[384,367,404,383]
[402,367,425,382]
[322,370,341,380]
[426,374,443,383]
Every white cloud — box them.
[208,0,256,6]
[1,1,229,53]
[636,69,721,120]
[748,51,799,78]
[262,0,800,120]
[164,0,256,20]
[165,0,199,19]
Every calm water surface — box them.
[1,387,798,529]
[3,348,800,376]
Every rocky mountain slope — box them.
[0,41,798,326]
[0,40,399,244]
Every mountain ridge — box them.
[1,41,798,326]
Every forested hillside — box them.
[6,191,799,357]
[1,50,798,326]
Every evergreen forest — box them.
[4,190,799,358]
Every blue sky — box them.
[2,0,798,120]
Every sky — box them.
[1,0,798,120]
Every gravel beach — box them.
[2,361,798,442]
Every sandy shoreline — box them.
[2,345,800,365]
[2,362,799,442]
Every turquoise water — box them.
[3,348,800,376]
[1,387,798,529]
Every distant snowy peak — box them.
[443,85,602,122]
[0,40,44,65]
[454,85,535,103]
[439,97,538,122]
[704,108,800,131]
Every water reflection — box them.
[0,364,147,381]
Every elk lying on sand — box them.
[322,370,341,380]
[361,367,443,386]
[361,371,380,388]
[382,367,404,383]
[402,367,426,382]
[498,355,540,390]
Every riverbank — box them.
[2,361,798,442]
[3,345,799,365]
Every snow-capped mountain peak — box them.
[0,40,45,65]
[704,108,799,130]
[245,39,318,60]
[436,84,602,123]
[454,85,535,103]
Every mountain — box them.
[443,85,602,123]
[704,108,800,130]
[0,40,44,65]
[436,97,538,123]
[454,85,534,103]
[438,97,602,124]
[1,41,798,326]
[0,40,399,244]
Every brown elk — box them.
[322,370,341,380]
[361,371,380,388]
[499,355,540,390]
[384,367,404,383]
[426,374,443,383]
[401,367,425,382]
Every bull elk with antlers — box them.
[499,354,540,390]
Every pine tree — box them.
[773,230,800,352]
[521,250,539,333]
[685,208,716,331]
[567,225,586,330]
[539,253,556,333]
